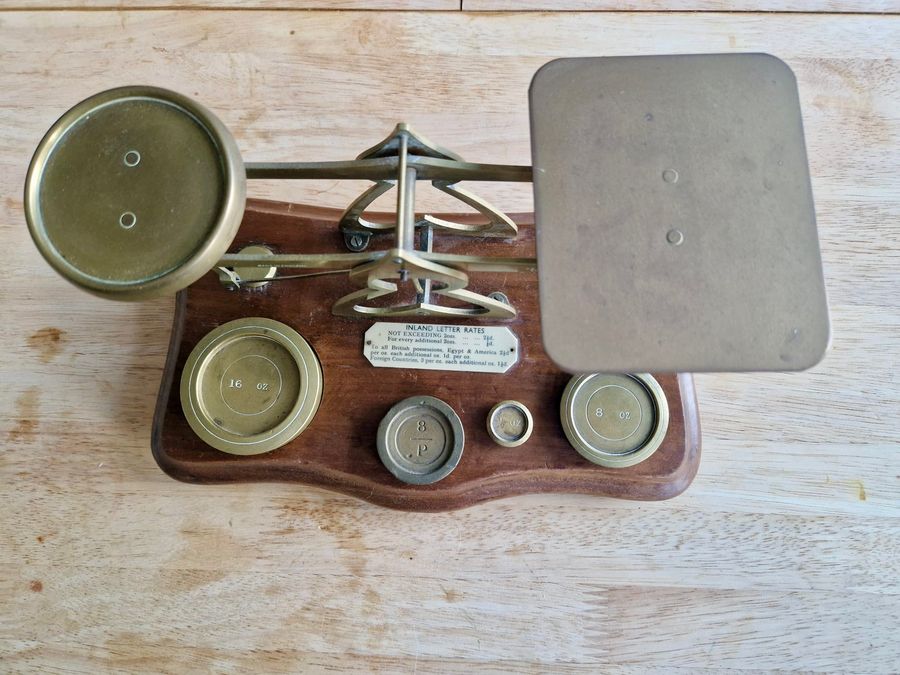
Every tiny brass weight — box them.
[487,401,534,448]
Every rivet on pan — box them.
[666,229,684,246]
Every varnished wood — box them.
[152,200,700,510]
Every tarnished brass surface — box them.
[487,400,534,448]
[331,248,519,319]
[180,318,322,455]
[329,123,523,318]
[560,374,669,468]
[531,54,830,372]
[27,57,830,361]
[25,86,245,300]
[230,245,276,288]
[24,86,530,318]
[216,246,533,316]
[244,156,532,183]
[26,87,529,317]
[217,251,536,275]
[356,122,464,162]
[338,125,519,239]
[376,396,465,485]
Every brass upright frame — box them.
[227,124,536,319]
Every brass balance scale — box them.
[24,54,829,510]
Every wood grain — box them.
[0,1,460,8]
[1,1,894,11]
[1,8,898,674]
[465,0,900,12]
[153,201,699,509]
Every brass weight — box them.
[180,318,323,455]
[560,374,669,468]
[377,396,465,484]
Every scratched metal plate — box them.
[530,54,830,373]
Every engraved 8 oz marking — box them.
[417,420,426,432]
[596,408,633,420]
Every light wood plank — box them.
[0,1,460,9]
[465,0,900,12]
[0,0,895,11]
[1,9,898,674]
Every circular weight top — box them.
[560,373,669,468]
[377,396,465,485]
[25,86,245,300]
[180,318,323,455]
[487,400,534,448]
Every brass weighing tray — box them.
[25,86,245,300]
[532,54,829,373]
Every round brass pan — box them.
[25,86,245,300]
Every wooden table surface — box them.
[1,4,898,673]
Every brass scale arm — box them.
[217,125,536,319]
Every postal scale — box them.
[24,54,830,510]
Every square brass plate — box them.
[530,54,829,373]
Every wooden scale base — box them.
[152,199,701,511]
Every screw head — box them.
[344,232,370,252]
